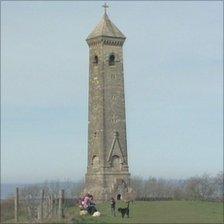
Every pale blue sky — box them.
[1,1,223,183]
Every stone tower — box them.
[84,7,134,201]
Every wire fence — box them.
[12,187,78,223]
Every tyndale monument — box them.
[84,5,135,201]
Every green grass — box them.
[2,201,223,223]
[63,201,223,224]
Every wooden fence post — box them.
[38,189,44,221]
[51,194,55,216]
[58,189,65,219]
[14,187,19,222]
[48,195,52,217]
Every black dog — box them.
[117,202,130,218]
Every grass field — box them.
[2,200,223,223]
[65,201,223,224]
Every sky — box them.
[1,1,223,183]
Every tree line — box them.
[7,172,223,202]
[130,172,223,201]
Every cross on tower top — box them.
[102,2,109,14]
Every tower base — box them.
[83,172,136,202]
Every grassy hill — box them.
[59,200,223,223]
[2,200,223,223]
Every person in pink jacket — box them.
[81,193,97,215]
[82,194,91,209]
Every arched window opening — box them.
[109,54,115,66]
[93,55,98,65]
[112,155,120,168]
[92,155,99,167]
[117,194,121,200]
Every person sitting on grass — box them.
[82,193,91,212]
[88,194,97,215]
[81,194,97,215]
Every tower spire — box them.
[87,3,125,41]
[102,2,109,14]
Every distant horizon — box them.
[2,170,223,185]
